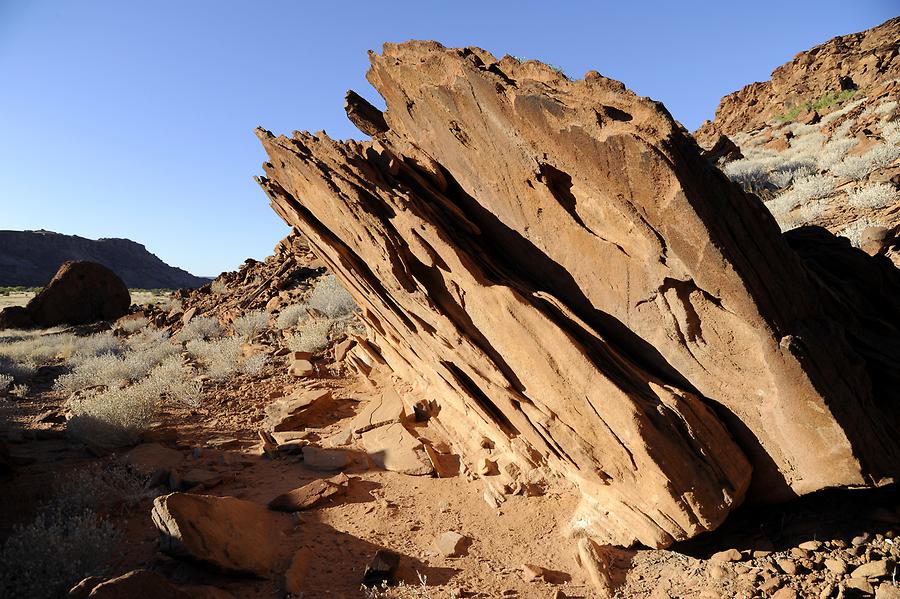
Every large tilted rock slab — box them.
[151,493,289,575]
[255,42,900,546]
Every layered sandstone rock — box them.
[255,42,900,547]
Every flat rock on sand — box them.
[151,493,289,575]
[268,473,350,511]
[361,422,433,476]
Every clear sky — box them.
[1,1,896,277]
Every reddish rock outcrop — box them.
[700,17,899,136]
[0,261,130,328]
[255,42,900,547]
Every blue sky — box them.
[1,1,896,277]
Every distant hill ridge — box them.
[0,230,211,289]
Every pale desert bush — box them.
[832,143,900,180]
[276,303,307,330]
[882,121,900,145]
[67,383,159,446]
[54,335,179,394]
[847,183,900,210]
[118,316,148,333]
[210,279,228,295]
[175,316,222,342]
[0,373,12,392]
[767,174,834,216]
[305,275,359,318]
[874,100,898,116]
[55,462,156,514]
[185,337,264,379]
[0,508,119,599]
[286,317,334,354]
[839,217,885,247]
[233,310,269,339]
[160,295,183,312]
[818,137,858,170]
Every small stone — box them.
[825,557,847,574]
[853,533,872,546]
[124,443,184,475]
[799,540,822,551]
[478,457,499,476]
[361,423,433,476]
[288,359,315,376]
[847,578,875,594]
[284,548,312,596]
[522,564,546,582]
[436,531,471,557]
[776,558,798,575]
[711,548,742,562]
[771,588,798,599]
[334,338,356,362]
[851,559,892,580]
[789,548,809,559]
[268,474,349,511]
[876,583,900,598]
[708,564,725,580]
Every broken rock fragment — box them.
[361,422,433,476]
[151,493,288,575]
[268,473,350,511]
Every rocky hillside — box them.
[0,230,211,289]
[695,17,899,262]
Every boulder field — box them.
[254,42,900,548]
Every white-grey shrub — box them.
[239,353,268,375]
[882,121,900,145]
[723,158,772,188]
[0,373,12,392]
[187,337,267,379]
[67,381,159,446]
[0,508,119,599]
[792,174,834,201]
[118,316,148,334]
[233,310,269,339]
[874,100,898,116]
[276,304,306,330]
[175,316,222,342]
[286,318,333,354]
[210,279,227,295]
[798,198,830,223]
[847,183,899,210]
[839,217,884,247]
[306,275,358,318]
[833,143,900,180]
[818,137,858,170]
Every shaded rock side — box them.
[255,42,899,546]
[0,260,130,328]
[151,493,287,575]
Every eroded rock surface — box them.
[256,41,900,547]
[151,493,288,575]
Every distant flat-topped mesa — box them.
[0,230,210,289]
[256,41,900,548]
